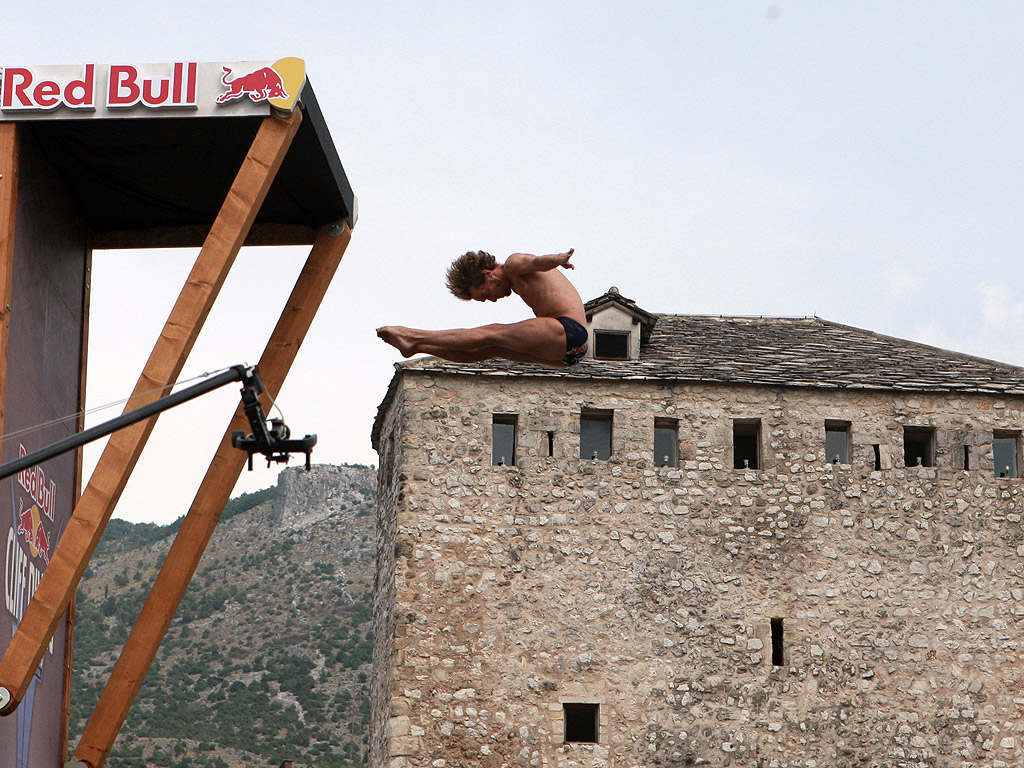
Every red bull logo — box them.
[217,65,288,104]
[215,58,304,113]
[16,500,50,565]
[16,445,56,521]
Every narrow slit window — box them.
[770,617,785,666]
[824,420,850,464]
[580,410,613,460]
[546,430,555,458]
[994,431,1020,478]
[733,419,761,470]
[563,703,599,743]
[903,426,935,467]
[963,444,971,471]
[492,414,517,466]
[593,330,629,360]
[872,444,881,471]
[654,418,678,467]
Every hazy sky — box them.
[6,3,1024,523]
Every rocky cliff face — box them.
[71,463,377,768]
[274,464,377,532]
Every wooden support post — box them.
[0,111,302,716]
[0,123,20,454]
[73,223,351,768]
[62,246,94,763]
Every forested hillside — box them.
[69,464,377,768]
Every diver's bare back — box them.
[510,261,586,325]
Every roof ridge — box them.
[655,313,820,321]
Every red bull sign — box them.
[0,59,305,119]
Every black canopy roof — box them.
[13,82,354,248]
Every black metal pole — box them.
[0,364,253,482]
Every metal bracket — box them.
[231,368,316,470]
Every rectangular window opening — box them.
[733,419,761,470]
[770,617,785,666]
[963,444,971,471]
[994,431,1020,478]
[903,426,935,468]
[492,414,517,466]
[824,420,851,465]
[563,702,599,743]
[546,430,555,458]
[654,418,678,468]
[593,330,629,360]
[580,410,613,460]
[872,444,881,471]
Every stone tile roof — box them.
[394,315,1024,395]
[372,314,1024,449]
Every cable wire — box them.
[0,365,241,444]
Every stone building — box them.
[371,288,1024,768]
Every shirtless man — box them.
[376,249,588,366]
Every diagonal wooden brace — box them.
[0,110,302,717]
[73,223,351,768]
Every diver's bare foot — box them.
[377,326,417,357]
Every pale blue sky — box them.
[6,3,1024,522]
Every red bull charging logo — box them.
[215,58,304,112]
[13,445,56,565]
[5,445,60,625]
[217,66,288,104]
[16,502,49,565]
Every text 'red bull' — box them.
[16,445,56,522]
[1,63,198,110]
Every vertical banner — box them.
[0,130,87,768]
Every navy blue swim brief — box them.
[556,316,589,366]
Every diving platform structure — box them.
[0,59,356,768]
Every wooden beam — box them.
[0,110,303,716]
[0,123,20,716]
[74,223,351,768]
[0,123,21,455]
[62,243,94,763]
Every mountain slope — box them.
[69,463,377,768]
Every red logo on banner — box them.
[216,65,288,104]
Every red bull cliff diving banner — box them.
[1,99,90,766]
[0,58,305,118]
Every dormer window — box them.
[583,287,657,362]
[593,330,629,360]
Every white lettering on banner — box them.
[4,527,17,617]
[5,527,51,655]
[4,526,30,622]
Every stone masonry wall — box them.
[372,384,406,768]
[372,371,1024,768]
